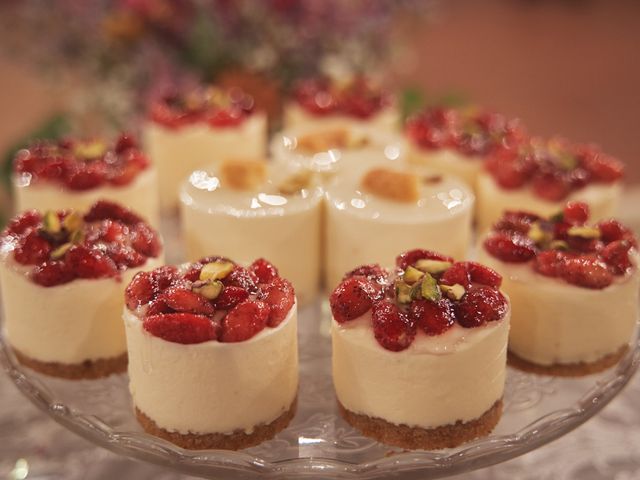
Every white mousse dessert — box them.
[330,250,510,449]
[13,135,159,226]
[478,138,624,233]
[0,201,164,379]
[123,257,298,449]
[143,86,267,213]
[180,158,323,306]
[478,202,638,375]
[324,162,474,291]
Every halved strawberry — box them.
[342,263,389,285]
[249,258,279,284]
[143,313,218,344]
[13,230,51,265]
[125,271,155,310]
[372,300,416,351]
[601,240,633,275]
[440,262,471,288]
[560,256,613,289]
[224,266,259,293]
[483,231,536,263]
[330,276,378,323]
[464,261,502,287]
[158,286,215,315]
[65,244,119,279]
[396,249,454,270]
[131,223,161,257]
[259,277,295,327]
[455,285,508,328]
[220,300,270,342]
[3,211,41,236]
[563,202,589,225]
[214,285,249,310]
[84,200,143,225]
[31,261,75,287]
[409,298,454,336]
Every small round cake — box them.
[143,85,267,213]
[123,256,298,450]
[330,250,510,449]
[284,76,399,132]
[0,201,164,379]
[324,162,474,290]
[180,158,323,306]
[477,138,624,233]
[405,106,526,191]
[478,202,638,375]
[13,135,159,225]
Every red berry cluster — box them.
[149,86,255,129]
[13,134,150,191]
[485,138,624,201]
[330,250,508,352]
[1,201,161,287]
[293,77,391,119]
[405,107,526,157]
[484,202,637,289]
[125,257,295,345]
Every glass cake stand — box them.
[1,216,638,479]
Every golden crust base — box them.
[508,345,628,377]
[338,399,502,450]
[135,397,297,450]
[12,347,127,380]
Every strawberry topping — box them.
[330,276,380,323]
[259,277,295,327]
[220,300,270,342]
[143,313,219,344]
[372,300,416,352]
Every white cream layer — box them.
[13,168,160,227]
[477,247,639,366]
[143,113,267,212]
[476,172,621,234]
[332,311,509,429]
[283,102,400,133]
[0,255,164,365]
[324,163,474,290]
[179,164,323,306]
[124,305,299,435]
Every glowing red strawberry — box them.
[440,262,471,288]
[31,261,74,287]
[143,313,218,344]
[125,272,155,310]
[13,230,51,265]
[225,266,259,293]
[84,200,143,225]
[563,202,589,225]
[330,276,378,323]
[65,244,118,279]
[159,286,215,315]
[464,261,502,287]
[65,162,107,190]
[583,153,624,182]
[106,244,146,268]
[4,211,41,236]
[396,249,454,270]
[249,258,279,284]
[410,298,455,336]
[214,285,249,310]
[560,256,613,289]
[372,300,416,351]
[484,232,536,263]
[601,240,633,275]
[532,172,570,201]
[131,223,161,257]
[533,250,567,277]
[343,264,389,285]
[455,285,508,328]
[259,277,295,327]
[220,300,270,342]
[493,210,539,234]
[151,266,179,292]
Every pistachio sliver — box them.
[550,239,569,251]
[199,260,235,281]
[414,259,452,275]
[440,283,466,301]
[527,222,550,244]
[51,242,72,260]
[567,226,601,239]
[62,211,84,233]
[403,266,424,284]
[194,280,223,300]
[43,211,61,234]
[419,273,441,302]
[69,229,85,244]
[395,281,413,304]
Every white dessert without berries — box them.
[123,257,298,449]
[13,135,159,226]
[478,202,638,375]
[477,138,624,233]
[330,250,510,449]
[180,158,323,306]
[405,107,526,192]
[143,86,267,212]
[283,76,399,133]
[0,201,164,379]
[324,162,474,290]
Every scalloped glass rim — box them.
[2,324,638,480]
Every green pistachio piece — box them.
[557,152,578,171]
[50,242,72,260]
[403,266,424,284]
[395,281,413,304]
[419,273,441,302]
[549,211,564,223]
[440,283,466,301]
[199,260,235,281]
[194,280,223,300]
[43,210,61,234]
[567,226,601,239]
[62,211,83,233]
[73,140,107,159]
[527,222,550,244]
[69,229,85,244]
[550,239,569,250]
[414,259,452,275]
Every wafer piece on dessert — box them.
[330,250,510,449]
[284,75,399,132]
[0,201,164,379]
[478,201,638,375]
[12,134,159,225]
[477,137,623,232]
[405,106,527,191]
[180,159,322,306]
[143,84,267,212]
[123,256,298,450]
[324,163,474,290]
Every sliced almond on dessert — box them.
[361,168,420,203]
[219,158,267,191]
[278,169,314,195]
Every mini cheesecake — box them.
[0,201,163,379]
[13,135,159,225]
[477,138,624,233]
[405,106,526,191]
[478,202,638,375]
[284,76,399,132]
[123,257,298,450]
[324,162,474,291]
[180,158,323,306]
[143,85,267,213]
[330,250,510,449]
